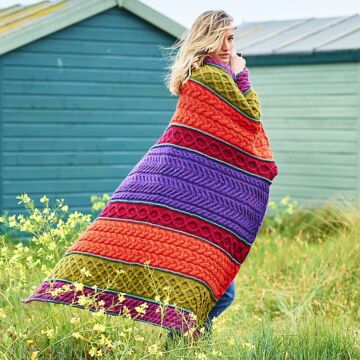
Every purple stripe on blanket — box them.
[111,145,270,245]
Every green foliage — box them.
[0,193,359,359]
[90,193,111,213]
[261,195,358,243]
[0,194,92,295]
[261,195,299,237]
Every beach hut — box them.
[0,0,185,213]
[1,1,359,214]
[235,14,360,208]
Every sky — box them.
[0,0,359,26]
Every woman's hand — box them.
[230,52,246,75]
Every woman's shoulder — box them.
[190,58,236,91]
[190,57,233,77]
[188,57,260,120]
[202,56,236,79]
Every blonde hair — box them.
[161,10,236,96]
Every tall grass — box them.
[0,194,359,359]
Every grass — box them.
[0,194,359,359]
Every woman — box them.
[21,9,278,344]
[163,9,277,345]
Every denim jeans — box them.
[166,279,236,339]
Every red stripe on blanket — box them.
[99,201,251,263]
[156,124,278,180]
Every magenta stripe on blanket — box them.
[22,279,196,331]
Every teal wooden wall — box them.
[0,7,177,214]
[252,61,360,208]
[1,6,359,214]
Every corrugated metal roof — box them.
[235,14,360,55]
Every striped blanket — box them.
[21,56,279,333]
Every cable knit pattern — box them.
[204,56,252,94]
[156,124,278,180]
[171,80,271,158]
[191,64,262,120]
[235,66,251,93]
[203,56,258,117]
[203,56,236,79]
[21,60,279,333]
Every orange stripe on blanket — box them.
[65,218,239,299]
[171,80,274,160]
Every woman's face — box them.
[208,27,235,64]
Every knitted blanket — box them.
[21,56,279,333]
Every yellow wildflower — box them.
[31,351,39,360]
[72,332,82,339]
[196,353,208,360]
[70,317,80,324]
[121,306,131,318]
[78,295,90,306]
[0,308,6,319]
[163,296,170,306]
[148,343,159,355]
[74,282,84,292]
[189,312,197,321]
[80,267,91,277]
[40,195,48,204]
[89,347,97,357]
[92,308,106,317]
[135,302,148,315]
[92,323,106,332]
[242,342,255,350]
[61,284,72,292]
[117,293,126,303]
[17,193,31,205]
[41,327,55,339]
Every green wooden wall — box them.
[252,61,360,208]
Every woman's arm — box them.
[191,63,262,120]
[234,66,251,93]
[234,67,262,119]
[230,54,262,119]
[202,56,262,119]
